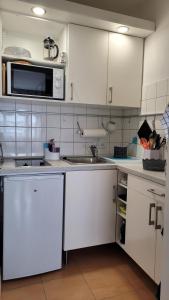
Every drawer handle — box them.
[108,87,113,104]
[147,189,165,198]
[155,206,162,230]
[70,82,73,101]
[149,203,155,226]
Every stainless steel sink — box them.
[61,156,110,164]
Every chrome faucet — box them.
[0,143,4,164]
[90,145,98,158]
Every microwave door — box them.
[7,63,53,98]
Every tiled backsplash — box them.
[0,100,123,157]
[142,78,169,115]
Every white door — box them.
[64,170,116,251]
[107,33,143,107]
[125,188,156,280]
[3,175,64,280]
[67,24,108,105]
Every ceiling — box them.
[66,0,154,20]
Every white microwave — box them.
[6,62,65,100]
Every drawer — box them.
[128,174,165,203]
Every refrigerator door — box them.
[3,175,64,280]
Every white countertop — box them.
[0,158,166,186]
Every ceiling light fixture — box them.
[117,26,129,34]
[32,6,46,16]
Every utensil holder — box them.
[143,150,160,160]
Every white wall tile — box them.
[47,104,61,113]
[32,104,46,112]
[32,142,44,156]
[144,83,157,100]
[32,113,46,127]
[86,116,99,129]
[0,100,15,111]
[47,128,60,141]
[16,142,31,156]
[32,128,46,142]
[61,115,74,128]
[157,79,167,97]
[16,102,31,112]
[156,97,167,114]
[16,128,31,142]
[0,127,15,141]
[2,142,16,156]
[74,105,86,115]
[61,104,74,114]
[141,101,147,115]
[16,113,31,127]
[47,114,60,128]
[61,129,74,142]
[60,143,74,156]
[146,99,156,115]
[0,112,15,126]
[73,143,86,155]
[110,130,123,143]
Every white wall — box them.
[143,0,169,85]
[143,1,169,299]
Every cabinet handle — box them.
[108,87,113,104]
[155,206,162,230]
[149,203,155,226]
[147,189,165,198]
[70,82,73,101]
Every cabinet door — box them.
[125,188,156,280]
[107,33,143,107]
[64,170,116,251]
[155,201,164,284]
[67,24,108,105]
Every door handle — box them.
[155,206,162,230]
[149,203,155,226]
[147,189,165,198]
[70,82,73,101]
[108,87,113,104]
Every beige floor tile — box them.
[2,275,42,291]
[43,274,95,300]
[2,283,46,300]
[83,267,135,300]
[41,262,80,283]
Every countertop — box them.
[0,158,166,186]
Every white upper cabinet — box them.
[66,24,108,105]
[107,33,143,107]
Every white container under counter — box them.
[45,149,60,160]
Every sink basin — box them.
[62,156,110,164]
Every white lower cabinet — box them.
[125,175,165,284]
[64,170,117,251]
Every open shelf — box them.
[117,197,127,205]
[117,211,126,219]
[118,182,127,189]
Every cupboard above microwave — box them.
[5,62,65,100]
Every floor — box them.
[1,244,157,300]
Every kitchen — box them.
[0,0,168,299]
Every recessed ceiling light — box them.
[32,6,46,16]
[117,26,129,34]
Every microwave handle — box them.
[7,62,12,95]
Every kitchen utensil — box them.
[43,37,59,61]
[137,120,152,141]
[140,138,150,150]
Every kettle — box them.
[43,37,59,61]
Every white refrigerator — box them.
[3,174,64,280]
